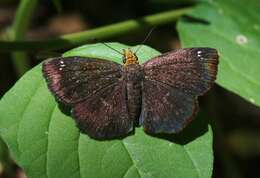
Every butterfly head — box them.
[123,48,139,66]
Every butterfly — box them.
[42,46,219,139]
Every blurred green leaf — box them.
[177,0,260,106]
[10,0,38,76]
[0,43,213,178]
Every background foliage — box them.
[0,0,260,178]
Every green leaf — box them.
[177,0,260,106]
[0,43,213,178]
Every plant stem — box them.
[0,7,192,52]
[10,0,38,76]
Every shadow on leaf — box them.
[181,15,210,25]
[146,112,209,145]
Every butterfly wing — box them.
[72,80,132,139]
[141,48,218,133]
[43,57,132,139]
[43,56,122,105]
[143,48,218,95]
[140,80,198,133]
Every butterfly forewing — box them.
[141,48,218,133]
[43,56,122,105]
[143,48,218,95]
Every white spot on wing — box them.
[197,51,203,58]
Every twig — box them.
[0,7,192,52]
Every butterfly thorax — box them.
[123,49,143,124]
[123,49,139,66]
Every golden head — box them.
[123,48,139,66]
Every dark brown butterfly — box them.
[42,47,219,139]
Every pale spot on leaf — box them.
[236,35,248,45]
[218,8,223,14]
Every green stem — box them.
[11,0,38,76]
[1,7,192,52]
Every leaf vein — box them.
[183,145,202,178]
[46,105,57,178]
[77,133,82,178]
[121,141,142,178]
[16,80,44,159]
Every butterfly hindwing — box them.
[72,80,132,139]
[140,80,198,133]
[141,48,218,133]
[42,56,122,105]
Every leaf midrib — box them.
[121,141,143,178]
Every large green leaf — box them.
[177,0,260,106]
[0,43,213,178]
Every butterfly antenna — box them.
[134,27,156,54]
[102,42,123,55]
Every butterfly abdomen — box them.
[124,64,143,124]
